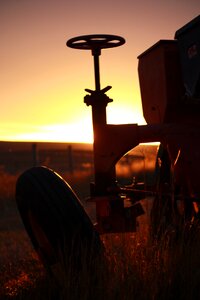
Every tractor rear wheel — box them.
[150,145,196,240]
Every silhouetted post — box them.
[32,143,38,166]
[67,145,73,174]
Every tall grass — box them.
[1,170,200,299]
[25,225,200,300]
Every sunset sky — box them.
[1,0,199,143]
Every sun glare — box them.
[1,121,93,144]
[1,104,146,144]
[1,105,147,144]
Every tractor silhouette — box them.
[16,16,200,283]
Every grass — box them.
[1,170,200,299]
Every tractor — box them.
[16,15,200,284]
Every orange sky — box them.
[1,0,199,143]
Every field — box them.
[1,142,200,299]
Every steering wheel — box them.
[67,34,125,90]
[66,34,125,53]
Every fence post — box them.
[32,143,38,167]
[67,145,74,174]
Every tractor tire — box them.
[15,166,103,286]
[151,145,197,241]
[150,145,174,239]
